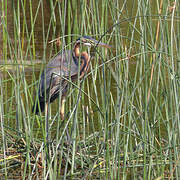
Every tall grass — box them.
[0,0,179,179]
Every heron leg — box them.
[60,97,65,120]
[45,102,50,150]
[45,102,48,117]
[60,97,71,143]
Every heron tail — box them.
[32,99,45,115]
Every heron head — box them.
[77,36,111,48]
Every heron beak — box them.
[96,41,111,48]
[84,42,92,47]
[91,39,111,48]
[82,36,111,48]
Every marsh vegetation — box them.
[0,0,179,179]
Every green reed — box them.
[0,0,180,179]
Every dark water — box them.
[0,0,140,60]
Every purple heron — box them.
[32,36,111,119]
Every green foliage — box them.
[0,0,179,179]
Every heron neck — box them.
[73,42,80,57]
[72,42,90,67]
[72,52,90,79]
[72,45,90,78]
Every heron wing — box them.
[33,50,84,114]
[38,50,79,99]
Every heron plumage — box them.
[32,36,110,118]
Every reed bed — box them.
[0,0,179,179]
